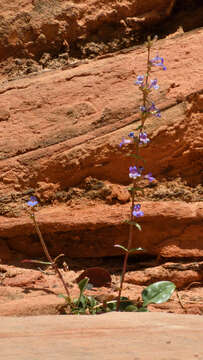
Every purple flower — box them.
[129,166,141,179]
[149,102,161,117]
[133,204,144,217]
[145,173,155,182]
[149,79,159,90]
[128,132,135,138]
[139,132,150,144]
[119,137,132,147]
[150,56,166,70]
[140,105,146,113]
[135,75,144,86]
[27,196,38,207]
[140,103,161,118]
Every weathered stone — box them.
[0,313,203,359]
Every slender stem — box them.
[31,212,71,299]
[116,180,136,311]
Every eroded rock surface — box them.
[0,4,202,317]
[0,29,202,264]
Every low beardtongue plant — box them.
[25,36,175,314]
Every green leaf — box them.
[58,293,68,300]
[58,294,71,304]
[136,307,148,312]
[119,298,134,311]
[135,125,143,131]
[78,277,89,294]
[87,296,98,308]
[114,244,128,253]
[129,247,144,254]
[126,221,142,231]
[127,154,143,159]
[77,278,89,305]
[127,186,134,192]
[79,294,87,309]
[124,305,138,312]
[135,223,142,231]
[142,281,176,307]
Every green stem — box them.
[116,179,136,311]
[31,212,71,299]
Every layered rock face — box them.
[0,0,176,61]
[0,25,202,262]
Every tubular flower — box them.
[129,166,141,179]
[27,196,38,207]
[128,132,135,138]
[149,102,161,117]
[140,103,161,118]
[119,137,132,147]
[133,204,144,217]
[150,56,166,70]
[149,79,159,90]
[139,132,150,144]
[134,75,144,86]
[145,173,155,182]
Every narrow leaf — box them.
[114,244,128,253]
[135,125,143,131]
[22,259,52,265]
[127,221,142,231]
[129,247,144,253]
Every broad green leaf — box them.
[114,244,128,253]
[142,281,176,307]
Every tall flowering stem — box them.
[116,36,166,311]
[27,197,71,299]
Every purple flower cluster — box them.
[129,165,155,183]
[140,102,161,118]
[129,166,141,179]
[27,196,38,207]
[133,204,144,217]
[139,132,150,144]
[119,51,163,224]
[135,76,159,91]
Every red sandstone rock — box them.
[0,201,202,260]
[0,0,176,61]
